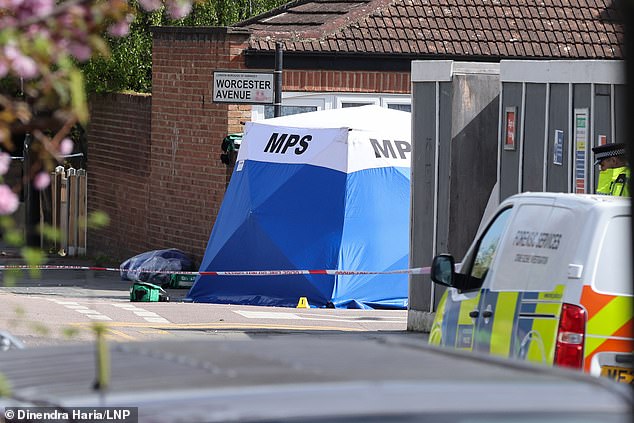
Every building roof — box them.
[235,0,625,61]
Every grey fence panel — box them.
[522,83,547,192]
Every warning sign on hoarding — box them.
[574,109,588,193]
[504,107,517,151]
[213,71,274,104]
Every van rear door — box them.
[585,213,633,380]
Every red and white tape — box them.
[0,264,430,276]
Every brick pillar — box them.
[149,27,251,263]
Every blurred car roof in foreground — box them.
[0,334,631,422]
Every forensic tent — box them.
[186,105,411,309]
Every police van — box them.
[428,192,633,383]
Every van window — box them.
[466,207,513,287]
[595,215,633,296]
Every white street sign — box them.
[213,71,274,104]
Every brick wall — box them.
[87,93,152,261]
[283,70,410,93]
[87,27,410,265]
[146,28,250,264]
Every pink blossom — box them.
[26,0,54,17]
[4,45,39,79]
[3,45,19,61]
[10,0,54,20]
[167,0,192,19]
[0,184,19,215]
[33,171,50,190]
[7,0,24,8]
[108,14,134,37]
[139,0,163,12]
[0,0,19,9]
[60,138,74,155]
[0,152,10,175]
[27,24,50,39]
[11,54,38,79]
[68,42,92,62]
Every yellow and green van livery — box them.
[428,192,633,384]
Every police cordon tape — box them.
[0,264,431,276]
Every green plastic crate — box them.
[170,274,196,289]
[130,282,168,302]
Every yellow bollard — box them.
[296,297,310,308]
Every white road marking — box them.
[109,303,172,324]
[234,310,302,320]
[46,298,112,321]
[234,310,407,324]
[134,311,160,317]
[87,315,113,321]
[111,304,140,310]
[144,317,170,323]
[66,305,91,310]
[76,309,102,314]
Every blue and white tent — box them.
[186,105,411,309]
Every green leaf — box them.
[89,35,111,58]
[39,224,61,243]
[14,306,26,318]
[0,373,12,397]
[62,326,80,339]
[20,247,46,278]
[81,0,289,95]
[0,215,15,230]
[3,229,24,246]
[31,322,50,336]
[21,247,46,265]
[70,69,89,124]
[1,268,21,287]
[87,210,110,229]
[93,323,110,391]
[32,35,53,59]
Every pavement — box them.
[1,245,192,348]
[0,245,189,301]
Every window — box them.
[252,94,325,121]
[263,105,318,119]
[382,97,412,113]
[341,102,374,108]
[387,103,411,112]
[251,92,410,121]
[468,208,513,285]
[336,96,379,109]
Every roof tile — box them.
[237,0,624,59]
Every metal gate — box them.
[48,166,87,256]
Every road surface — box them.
[1,265,413,347]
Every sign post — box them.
[274,43,283,117]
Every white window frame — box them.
[382,96,412,112]
[252,93,325,121]
[251,92,410,121]
[336,95,380,109]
